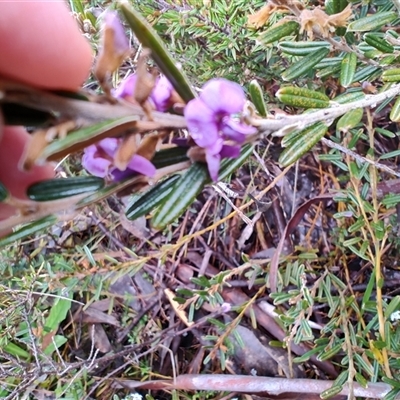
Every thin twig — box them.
[251,84,400,136]
[321,137,400,178]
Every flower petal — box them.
[220,117,257,143]
[184,98,219,148]
[205,151,221,182]
[82,145,113,178]
[98,138,119,158]
[150,75,174,111]
[110,168,134,182]
[207,138,224,156]
[127,154,156,177]
[200,78,246,115]
[220,144,241,159]
[113,73,137,99]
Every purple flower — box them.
[150,75,174,112]
[114,73,174,112]
[82,138,156,180]
[184,78,257,181]
[200,79,246,115]
[184,98,220,149]
[113,74,138,99]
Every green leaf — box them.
[390,96,400,122]
[119,1,196,103]
[317,342,343,361]
[364,33,394,53]
[325,0,348,15]
[382,68,400,82]
[40,117,139,162]
[27,176,105,201]
[361,271,375,316]
[276,87,330,108]
[320,384,343,400]
[336,108,363,132]
[43,335,68,356]
[0,215,58,248]
[151,146,190,169]
[278,41,330,56]
[279,122,328,166]
[3,342,30,360]
[249,80,267,117]
[151,145,254,229]
[258,21,299,45]
[218,144,254,180]
[340,52,357,88]
[44,292,73,333]
[352,65,381,83]
[332,90,365,104]
[126,174,180,220]
[282,47,330,81]
[151,162,209,229]
[347,12,397,32]
[292,345,324,363]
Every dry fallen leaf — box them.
[230,324,305,378]
[81,306,120,326]
[89,323,112,353]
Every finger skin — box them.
[0,2,93,90]
[0,127,55,220]
[0,2,93,225]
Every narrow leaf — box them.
[382,68,400,82]
[40,117,139,162]
[151,145,254,229]
[279,122,328,166]
[390,96,400,122]
[3,342,30,360]
[337,108,363,131]
[347,12,397,31]
[0,215,58,248]
[27,176,105,201]
[249,80,267,117]
[151,146,189,169]
[364,33,394,53]
[44,293,73,332]
[126,174,180,220]
[276,87,329,108]
[151,162,209,229]
[219,144,254,180]
[258,21,299,45]
[278,41,330,56]
[340,52,357,88]
[282,48,330,81]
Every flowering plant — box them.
[82,12,256,187]
[0,4,259,238]
[184,78,256,181]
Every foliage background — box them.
[2,0,400,398]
